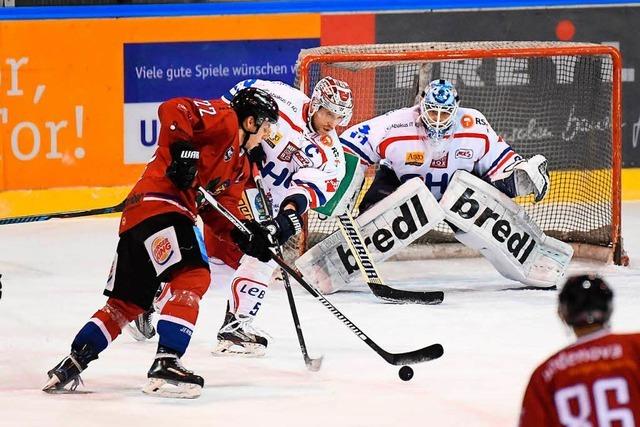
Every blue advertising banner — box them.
[123,38,318,163]
[124,39,318,102]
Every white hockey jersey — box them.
[223,79,346,215]
[339,106,522,201]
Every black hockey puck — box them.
[398,365,413,381]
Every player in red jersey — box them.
[519,274,640,426]
[42,88,279,398]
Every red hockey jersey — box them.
[120,97,248,261]
[519,330,640,427]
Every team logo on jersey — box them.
[475,117,488,126]
[320,135,334,147]
[277,142,300,162]
[430,154,449,168]
[455,149,474,159]
[224,146,234,162]
[265,132,283,148]
[405,151,425,166]
[151,236,174,265]
[461,115,475,129]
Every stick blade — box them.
[306,356,324,372]
[388,343,444,366]
[370,285,444,305]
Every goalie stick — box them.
[198,186,444,366]
[336,211,444,305]
[0,201,125,225]
[252,165,322,372]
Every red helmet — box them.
[309,77,353,127]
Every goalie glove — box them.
[492,155,550,202]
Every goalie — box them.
[298,79,572,293]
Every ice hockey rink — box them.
[0,202,639,427]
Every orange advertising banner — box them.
[0,14,320,191]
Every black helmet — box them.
[230,87,279,129]
[558,274,613,327]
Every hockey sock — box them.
[157,267,209,357]
[72,298,142,354]
[227,256,274,319]
[229,276,268,319]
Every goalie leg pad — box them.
[296,177,445,293]
[440,170,573,287]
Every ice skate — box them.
[43,345,97,394]
[126,308,156,341]
[143,353,204,399]
[212,310,268,357]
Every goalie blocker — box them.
[298,171,573,292]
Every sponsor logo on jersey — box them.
[293,151,313,167]
[151,236,174,265]
[325,178,338,192]
[320,135,334,147]
[455,149,473,159]
[430,154,449,168]
[253,193,269,221]
[391,122,412,129]
[206,177,230,196]
[277,142,300,162]
[475,117,488,126]
[224,146,234,162]
[448,188,537,264]
[461,115,475,129]
[405,151,425,166]
[265,131,283,148]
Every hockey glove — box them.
[231,220,275,263]
[262,209,304,246]
[166,140,199,190]
[247,143,267,166]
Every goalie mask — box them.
[309,77,354,127]
[558,274,613,328]
[420,79,460,157]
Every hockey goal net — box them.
[294,41,624,265]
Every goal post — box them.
[294,41,624,265]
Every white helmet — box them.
[309,77,354,127]
[420,79,459,140]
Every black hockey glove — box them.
[166,140,199,190]
[247,143,266,166]
[262,209,304,246]
[230,220,275,263]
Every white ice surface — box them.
[1,202,640,427]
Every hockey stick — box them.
[252,165,322,371]
[336,211,444,305]
[0,201,125,225]
[198,186,444,366]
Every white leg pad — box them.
[441,171,573,287]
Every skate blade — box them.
[42,376,91,394]
[125,324,151,342]
[211,340,266,358]
[142,378,201,399]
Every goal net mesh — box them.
[293,42,620,261]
